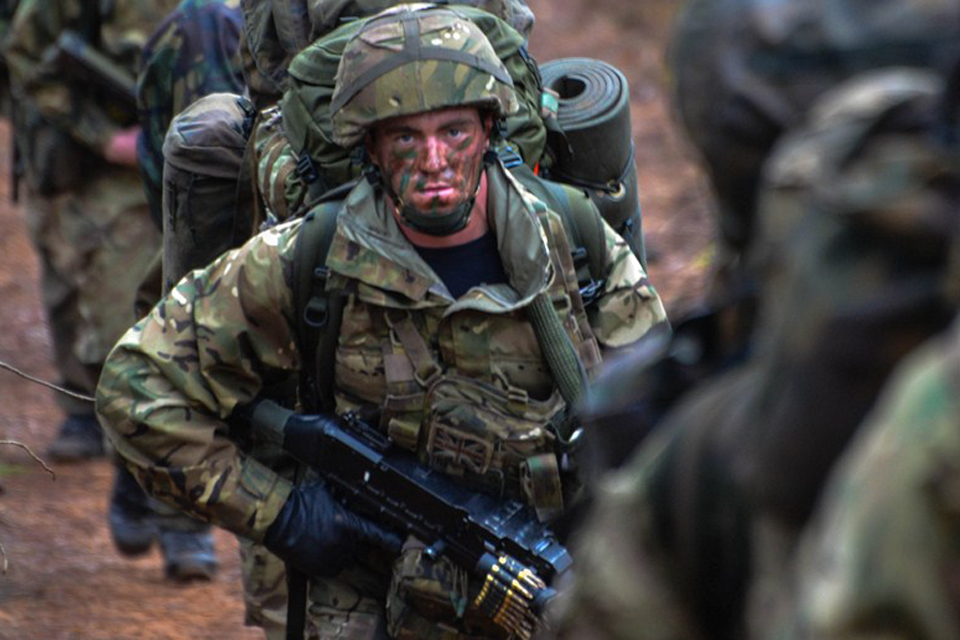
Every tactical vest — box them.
[292,165,609,423]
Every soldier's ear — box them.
[363,131,379,166]
[481,113,494,148]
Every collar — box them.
[325,160,555,312]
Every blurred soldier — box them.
[671,0,960,307]
[101,0,248,583]
[547,4,960,640]
[779,305,960,640]
[97,5,667,639]
[136,0,245,228]
[3,0,179,460]
[0,1,20,117]
[769,65,960,640]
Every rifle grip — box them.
[249,399,293,447]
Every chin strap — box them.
[397,196,476,236]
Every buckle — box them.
[296,154,319,184]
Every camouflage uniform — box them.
[550,67,960,640]
[775,313,960,640]
[98,160,665,638]
[136,0,244,227]
[155,3,567,633]
[3,0,178,422]
[97,7,667,639]
[0,0,20,117]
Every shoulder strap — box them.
[292,191,351,413]
[509,163,608,299]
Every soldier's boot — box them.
[47,413,106,462]
[108,464,158,556]
[159,527,219,582]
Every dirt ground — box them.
[0,1,714,638]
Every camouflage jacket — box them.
[778,313,960,640]
[4,0,179,153]
[96,159,667,542]
[136,0,245,224]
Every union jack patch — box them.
[428,426,494,475]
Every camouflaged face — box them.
[330,4,519,148]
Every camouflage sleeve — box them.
[589,220,668,349]
[781,329,960,640]
[96,218,307,542]
[4,0,121,152]
[548,425,706,640]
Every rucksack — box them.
[278,4,547,204]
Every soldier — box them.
[764,66,960,640]
[100,0,249,584]
[136,0,245,228]
[156,2,542,632]
[777,324,960,640]
[3,0,178,459]
[670,0,960,319]
[546,3,960,639]
[0,1,20,118]
[96,5,667,638]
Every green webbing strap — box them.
[510,164,607,288]
[285,567,308,640]
[293,197,346,414]
[526,293,588,440]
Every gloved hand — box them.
[263,480,403,578]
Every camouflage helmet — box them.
[330,3,520,148]
[669,0,960,256]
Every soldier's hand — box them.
[104,126,141,167]
[263,479,403,578]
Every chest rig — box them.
[292,170,607,520]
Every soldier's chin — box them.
[409,197,464,217]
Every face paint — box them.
[369,106,489,218]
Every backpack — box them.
[278,4,547,204]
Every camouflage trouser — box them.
[239,538,288,639]
[21,165,160,414]
[238,542,389,640]
[237,541,510,640]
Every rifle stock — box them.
[45,30,137,112]
[248,399,571,640]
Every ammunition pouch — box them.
[386,541,506,640]
[422,375,566,523]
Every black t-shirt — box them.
[414,232,508,299]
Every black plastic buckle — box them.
[296,154,319,184]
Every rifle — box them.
[246,399,572,640]
[42,30,137,113]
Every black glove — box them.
[263,480,403,578]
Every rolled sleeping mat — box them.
[540,57,646,267]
